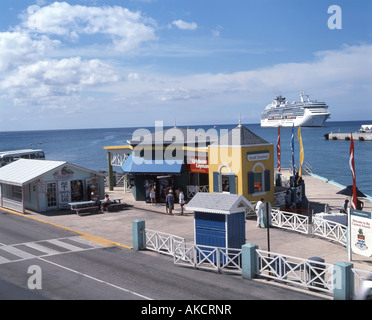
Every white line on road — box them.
[38,257,153,300]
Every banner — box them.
[349,133,357,209]
[297,126,304,177]
[290,124,295,174]
[350,209,372,257]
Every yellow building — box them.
[208,124,274,205]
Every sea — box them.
[0,120,371,197]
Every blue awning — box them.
[121,154,184,175]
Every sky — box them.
[0,0,371,131]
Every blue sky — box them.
[0,0,371,130]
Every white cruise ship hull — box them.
[260,93,331,127]
[261,113,330,127]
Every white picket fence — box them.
[145,229,186,256]
[143,227,372,296]
[271,208,347,246]
[173,242,242,274]
[257,249,334,294]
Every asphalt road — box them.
[0,210,324,303]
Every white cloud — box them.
[0,31,59,71]
[1,57,121,106]
[171,20,198,31]
[22,1,157,52]
[107,44,372,123]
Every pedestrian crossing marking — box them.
[0,236,104,265]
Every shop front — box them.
[0,159,105,213]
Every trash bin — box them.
[273,255,287,281]
[307,257,325,291]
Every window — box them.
[221,175,230,193]
[213,172,236,194]
[248,163,271,195]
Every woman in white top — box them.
[178,188,185,215]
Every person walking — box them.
[255,198,264,228]
[166,190,174,215]
[178,188,185,215]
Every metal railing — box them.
[257,249,334,294]
[312,218,347,246]
[145,229,186,256]
[271,209,310,234]
[173,242,242,274]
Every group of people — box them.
[147,183,186,215]
[284,190,302,212]
[165,188,185,215]
[90,192,111,212]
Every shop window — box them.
[213,172,236,194]
[248,163,271,195]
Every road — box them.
[0,210,324,302]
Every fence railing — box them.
[271,209,310,234]
[257,249,334,294]
[312,218,347,246]
[186,185,209,198]
[145,229,186,256]
[173,242,242,274]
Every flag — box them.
[291,124,295,174]
[277,126,281,172]
[349,133,357,210]
[297,126,304,177]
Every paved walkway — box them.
[12,171,372,273]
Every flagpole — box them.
[348,207,352,261]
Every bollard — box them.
[132,220,145,251]
[242,244,258,279]
[333,261,354,300]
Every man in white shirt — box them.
[255,198,265,228]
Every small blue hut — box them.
[186,193,254,249]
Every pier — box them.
[324,132,372,141]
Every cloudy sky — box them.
[0,0,371,131]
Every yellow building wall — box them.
[208,144,274,205]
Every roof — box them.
[0,159,103,186]
[212,125,270,147]
[186,192,254,214]
[121,154,184,175]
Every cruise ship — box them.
[260,93,331,127]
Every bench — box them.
[72,206,99,216]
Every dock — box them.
[324,132,372,141]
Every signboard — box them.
[350,209,372,257]
[247,152,269,162]
[186,156,209,174]
[58,181,71,208]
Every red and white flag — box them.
[349,133,357,210]
[277,126,281,172]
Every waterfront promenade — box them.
[13,170,372,275]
